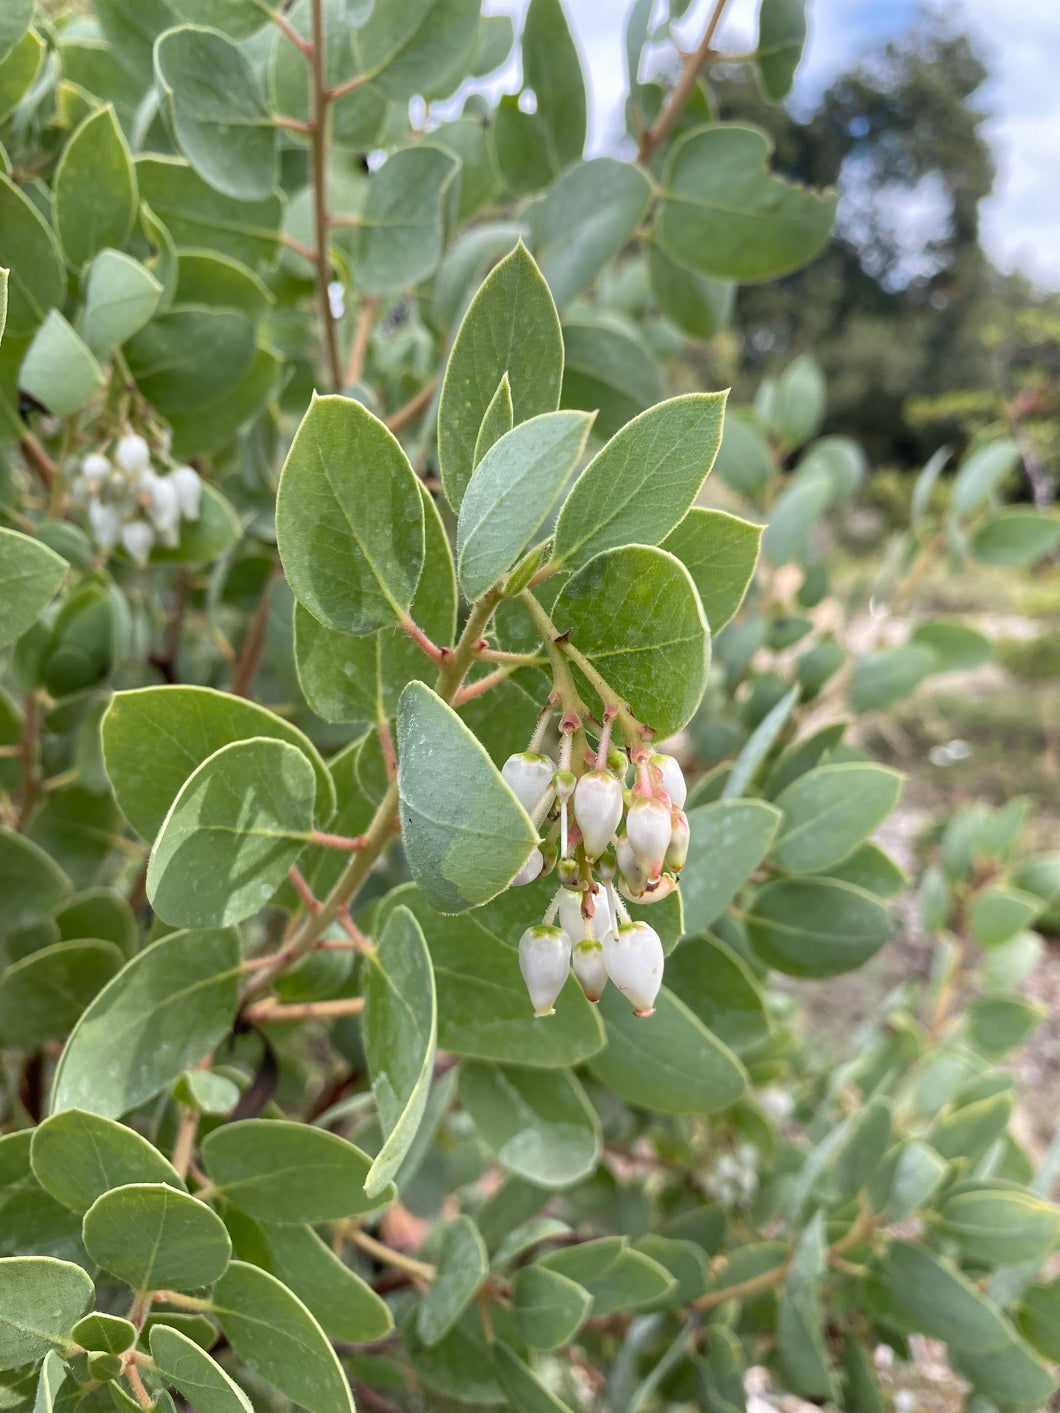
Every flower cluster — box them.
[68,433,202,564]
[701,1142,760,1208]
[508,735,690,1020]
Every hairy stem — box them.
[345,294,379,388]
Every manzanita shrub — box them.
[1,0,1059,1410]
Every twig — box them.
[385,378,438,434]
[309,0,343,391]
[637,0,733,164]
[347,1227,435,1282]
[230,560,281,698]
[125,1364,153,1411]
[19,434,58,489]
[309,829,368,851]
[17,692,40,829]
[267,4,313,55]
[377,718,397,780]
[170,1106,199,1182]
[242,996,366,1024]
[399,614,451,665]
[344,295,380,389]
[281,233,316,262]
[453,666,513,706]
[326,71,368,102]
[288,865,322,913]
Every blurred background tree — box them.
[667,6,1060,494]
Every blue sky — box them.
[483,0,1060,288]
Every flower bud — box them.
[511,847,543,887]
[615,833,647,899]
[146,474,181,533]
[596,849,617,884]
[665,809,690,873]
[553,769,576,804]
[603,921,664,1016]
[606,748,629,781]
[171,463,202,520]
[114,433,151,475]
[651,753,687,809]
[501,752,556,817]
[121,517,155,565]
[558,880,613,945]
[557,856,580,890]
[88,499,121,551]
[572,939,609,1002]
[618,871,677,906]
[80,452,110,493]
[573,770,623,860]
[518,924,571,1016]
[626,796,672,882]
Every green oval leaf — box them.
[0,826,71,936]
[655,123,836,282]
[457,410,594,600]
[950,439,1020,518]
[678,798,781,933]
[51,928,242,1119]
[295,481,456,726]
[0,173,65,337]
[53,105,136,269]
[877,1239,1013,1350]
[560,317,665,440]
[665,932,771,1056]
[553,395,727,571]
[0,528,68,650]
[212,1261,354,1413]
[154,24,277,201]
[82,249,163,359]
[18,311,105,418]
[417,1216,488,1346]
[362,905,438,1199]
[972,509,1060,567]
[512,1265,591,1350]
[150,1323,252,1413]
[31,1109,183,1215]
[124,306,256,416]
[354,145,459,295]
[201,1119,391,1222]
[773,763,903,875]
[534,157,652,307]
[0,1257,92,1371]
[146,737,316,928]
[376,883,605,1068]
[459,1062,601,1189]
[589,985,746,1115]
[102,684,335,841]
[262,1223,393,1345]
[746,877,895,978]
[82,1183,231,1292]
[552,545,709,740]
[276,393,425,635]
[439,242,563,509]
[396,681,538,913]
[135,156,283,267]
[0,939,123,1048]
[661,507,762,635]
